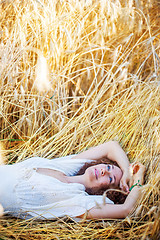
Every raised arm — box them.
[73,141,129,168]
[73,141,131,191]
[84,185,141,219]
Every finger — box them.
[129,179,134,188]
[120,179,125,186]
[120,182,128,192]
[123,183,129,192]
[120,182,126,191]
[120,182,123,190]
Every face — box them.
[84,163,123,191]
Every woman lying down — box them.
[0,141,145,220]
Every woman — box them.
[0,141,145,220]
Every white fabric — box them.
[0,155,114,220]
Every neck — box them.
[65,174,86,186]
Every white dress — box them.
[0,155,114,220]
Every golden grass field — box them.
[0,0,160,239]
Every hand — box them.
[120,168,133,193]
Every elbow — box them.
[110,140,120,146]
[105,140,120,149]
[105,140,119,145]
[104,140,120,158]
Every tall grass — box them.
[0,0,159,239]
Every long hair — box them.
[76,157,127,204]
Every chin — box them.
[85,166,94,179]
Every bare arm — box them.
[73,141,129,171]
[84,186,141,219]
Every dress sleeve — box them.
[22,193,114,220]
[62,193,114,219]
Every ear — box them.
[131,163,140,174]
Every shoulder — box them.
[52,155,93,176]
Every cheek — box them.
[86,167,95,181]
[99,178,109,188]
[119,170,123,179]
[116,169,123,183]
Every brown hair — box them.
[76,157,127,204]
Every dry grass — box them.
[0,0,160,239]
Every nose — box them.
[101,167,109,176]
